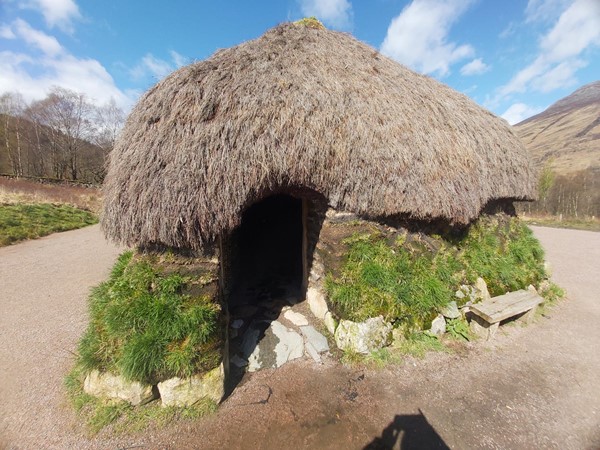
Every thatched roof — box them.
[102,22,535,250]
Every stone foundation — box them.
[83,364,225,407]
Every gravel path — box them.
[0,225,122,449]
[0,225,598,449]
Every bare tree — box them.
[0,92,26,176]
[29,87,97,180]
[91,98,125,181]
[95,98,125,152]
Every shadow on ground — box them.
[364,410,449,450]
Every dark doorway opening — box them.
[229,194,304,306]
[224,194,306,394]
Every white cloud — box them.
[499,21,517,39]
[501,102,544,125]
[130,51,189,81]
[499,0,600,97]
[11,18,63,56]
[19,0,81,33]
[0,24,16,39]
[380,0,475,77]
[460,58,490,76]
[532,59,587,92]
[298,0,352,29]
[0,20,133,109]
[525,0,572,23]
[170,50,189,68]
[540,0,600,61]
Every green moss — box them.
[76,252,222,385]
[293,16,326,29]
[326,216,547,328]
[0,202,97,246]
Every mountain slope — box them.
[514,81,600,175]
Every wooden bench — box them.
[469,289,544,340]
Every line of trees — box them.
[0,87,125,184]
[519,163,600,219]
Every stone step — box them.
[230,304,330,372]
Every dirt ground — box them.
[0,225,599,449]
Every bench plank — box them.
[470,289,544,324]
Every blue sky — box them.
[1,0,599,124]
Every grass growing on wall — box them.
[457,217,545,296]
[326,215,546,327]
[76,251,222,385]
[0,203,97,246]
[324,233,460,327]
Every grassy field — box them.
[0,203,98,246]
[520,214,600,232]
[0,177,101,212]
[0,177,101,246]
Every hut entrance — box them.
[227,194,305,315]
[223,192,326,393]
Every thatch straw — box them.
[102,23,535,250]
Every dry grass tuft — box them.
[0,177,101,212]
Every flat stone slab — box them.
[245,320,304,372]
[271,321,304,367]
[283,310,309,326]
[305,342,322,364]
[300,325,329,353]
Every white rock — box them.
[307,287,329,320]
[324,311,337,334]
[247,345,262,372]
[305,342,322,364]
[283,310,309,326]
[270,321,304,367]
[158,363,225,407]
[334,316,392,354]
[430,314,446,337]
[83,370,156,406]
[439,301,460,319]
[527,284,538,293]
[300,325,329,353]
[475,277,491,302]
